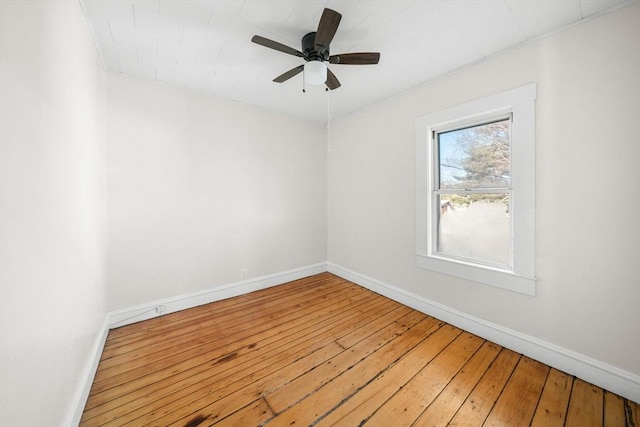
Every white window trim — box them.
[416,83,536,295]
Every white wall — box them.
[106,74,327,310]
[328,2,640,379]
[0,1,107,426]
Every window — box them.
[436,116,512,268]
[416,84,536,295]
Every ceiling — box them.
[80,0,634,124]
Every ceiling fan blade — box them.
[325,68,341,90]
[329,52,380,65]
[251,35,304,58]
[273,65,304,83]
[315,8,342,50]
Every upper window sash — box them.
[433,114,513,192]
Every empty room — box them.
[1,0,639,426]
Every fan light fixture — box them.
[304,61,327,85]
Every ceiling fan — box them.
[251,8,380,90]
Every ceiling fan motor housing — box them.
[302,32,329,62]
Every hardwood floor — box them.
[81,273,638,426]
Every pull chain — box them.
[327,89,332,153]
[302,67,306,93]
[327,90,331,125]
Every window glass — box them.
[437,193,510,266]
[437,118,511,190]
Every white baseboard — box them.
[327,262,640,403]
[107,262,328,328]
[64,317,110,427]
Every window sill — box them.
[416,253,536,296]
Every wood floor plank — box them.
[98,278,350,378]
[96,279,358,374]
[83,295,396,424]
[83,283,368,418]
[411,341,501,427]
[80,273,632,427]
[98,296,408,425]
[530,368,574,427]
[264,309,424,414]
[102,276,346,354]
[86,283,373,401]
[364,332,484,426]
[315,322,461,427]
[335,303,420,349]
[565,378,604,427]
[122,341,345,426]
[104,274,340,347]
[267,320,451,427]
[210,398,274,427]
[99,280,340,362]
[447,348,521,426]
[604,391,628,426]
[484,356,549,427]
[87,307,363,414]
[103,278,312,345]
[625,400,639,426]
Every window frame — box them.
[415,83,536,295]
